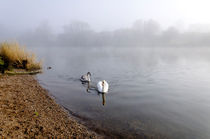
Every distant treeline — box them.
[2,20,210,47]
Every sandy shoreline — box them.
[0,75,102,138]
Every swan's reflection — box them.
[97,92,106,106]
[101,93,106,106]
[86,81,90,92]
[82,80,107,106]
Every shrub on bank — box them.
[0,42,42,71]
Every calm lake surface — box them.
[33,47,210,138]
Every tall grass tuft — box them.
[0,42,42,70]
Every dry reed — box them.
[0,42,42,70]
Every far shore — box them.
[0,74,102,138]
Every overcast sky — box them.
[0,0,210,32]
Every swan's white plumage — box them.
[97,80,109,93]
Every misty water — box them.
[33,46,210,138]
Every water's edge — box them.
[37,77,156,139]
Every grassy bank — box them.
[0,42,102,138]
[0,42,42,73]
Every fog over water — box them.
[2,0,210,138]
[33,46,210,139]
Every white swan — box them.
[97,80,109,93]
[80,72,91,82]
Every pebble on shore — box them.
[0,75,101,138]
